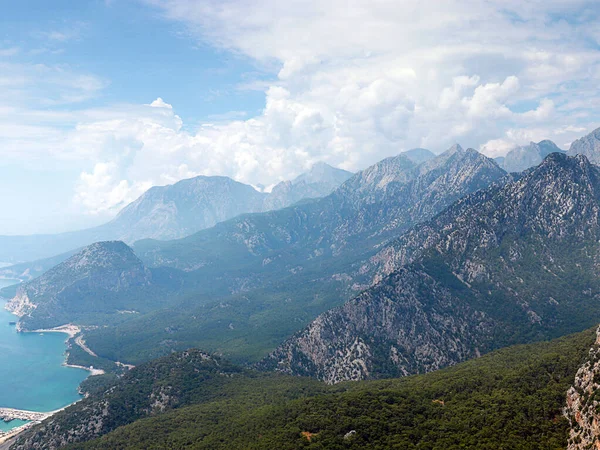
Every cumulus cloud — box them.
[4,0,600,217]
[149,97,173,109]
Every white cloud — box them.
[149,97,173,109]
[138,0,600,154]
[4,0,600,218]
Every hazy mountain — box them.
[3,146,505,371]
[0,248,81,282]
[568,126,600,164]
[136,145,504,271]
[107,176,268,242]
[401,147,436,164]
[263,153,600,383]
[499,139,564,172]
[263,162,352,210]
[0,164,351,264]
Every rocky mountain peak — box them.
[568,126,600,165]
[447,143,465,154]
[533,151,595,181]
[336,154,416,196]
[64,241,143,272]
[400,148,436,165]
[375,153,600,279]
[498,139,564,173]
[293,162,351,185]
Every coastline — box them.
[24,324,81,339]
[0,423,31,447]
[22,325,106,376]
[0,401,86,445]
[0,283,104,444]
[5,306,106,377]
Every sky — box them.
[1,0,600,235]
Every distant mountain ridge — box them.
[401,147,436,164]
[498,139,564,172]
[263,162,353,211]
[108,176,268,242]
[0,163,353,263]
[135,145,504,273]
[568,126,600,164]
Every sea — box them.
[0,277,88,431]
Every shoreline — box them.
[6,311,106,376]
[25,324,81,340]
[0,401,85,445]
[0,288,104,444]
[63,363,105,376]
[22,325,106,376]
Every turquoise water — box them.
[0,419,28,432]
[0,278,88,421]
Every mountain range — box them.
[263,152,600,383]
[7,127,600,449]
[496,139,564,172]
[3,144,507,367]
[75,145,506,365]
[0,163,352,263]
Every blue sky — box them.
[0,0,266,125]
[1,0,600,234]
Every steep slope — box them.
[500,139,564,172]
[565,326,600,450]
[6,241,182,330]
[264,153,600,382]
[568,126,600,164]
[10,327,596,450]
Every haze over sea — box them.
[0,277,88,422]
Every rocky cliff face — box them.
[261,264,491,384]
[264,153,600,383]
[569,127,600,165]
[368,152,600,282]
[565,326,600,450]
